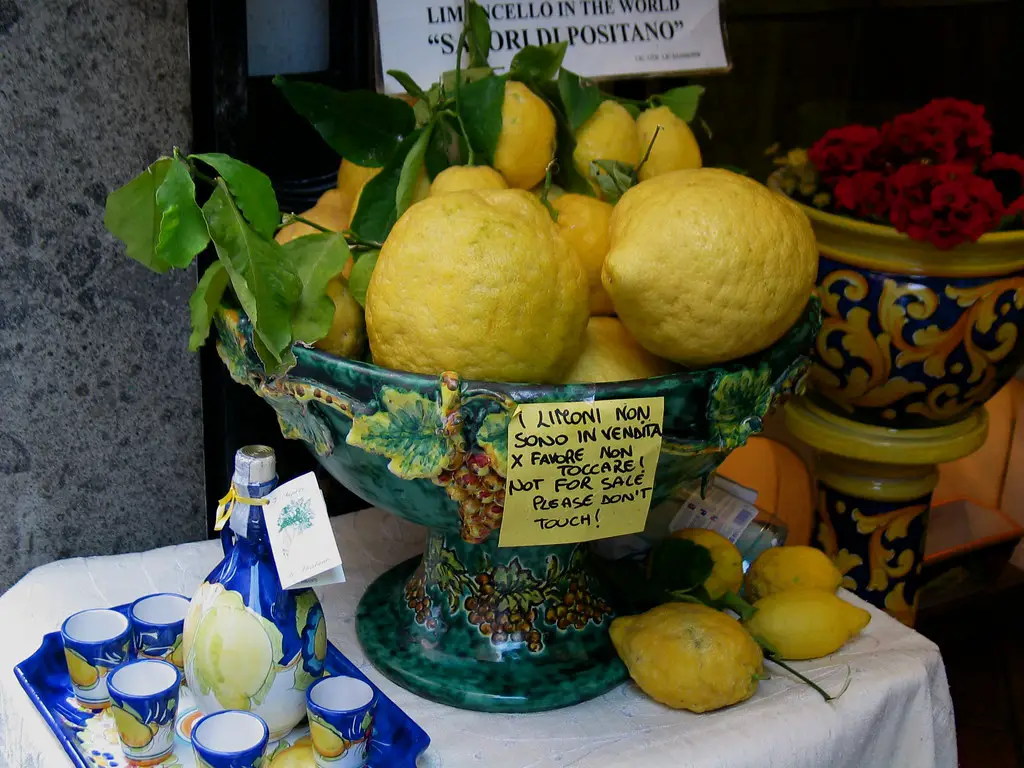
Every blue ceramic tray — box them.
[15,603,430,768]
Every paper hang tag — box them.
[498,396,665,548]
[262,472,346,590]
[669,475,760,544]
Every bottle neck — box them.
[228,476,278,542]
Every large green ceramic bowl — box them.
[215,299,821,713]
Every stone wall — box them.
[0,0,204,591]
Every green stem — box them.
[765,655,849,703]
[342,229,384,251]
[538,161,558,222]
[634,125,662,179]
[453,27,476,166]
[282,213,332,234]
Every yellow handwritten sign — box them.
[498,397,665,548]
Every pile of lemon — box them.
[611,534,871,713]
[278,84,817,384]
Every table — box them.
[0,508,957,767]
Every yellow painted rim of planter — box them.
[770,180,1024,278]
[815,455,939,502]
[784,397,988,465]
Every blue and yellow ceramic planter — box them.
[214,300,820,712]
[785,396,989,625]
[792,200,1024,428]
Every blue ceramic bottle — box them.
[181,446,328,740]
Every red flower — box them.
[982,152,1024,176]
[982,152,1024,209]
[881,99,992,164]
[921,98,993,160]
[887,163,1003,249]
[834,171,889,219]
[808,125,882,185]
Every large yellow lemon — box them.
[610,602,762,712]
[550,193,614,316]
[314,278,366,359]
[337,159,381,217]
[366,189,588,383]
[603,169,817,366]
[669,528,743,600]
[744,590,870,660]
[430,165,508,196]
[573,100,641,198]
[745,546,843,602]
[564,317,676,383]
[635,105,702,181]
[493,81,557,189]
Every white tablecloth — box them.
[0,508,956,768]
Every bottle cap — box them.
[232,445,276,488]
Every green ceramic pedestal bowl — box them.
[214,299,821,713]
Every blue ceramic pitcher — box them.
[181,446,328,740]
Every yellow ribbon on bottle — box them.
[214,486,268,532]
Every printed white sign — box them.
[374,0,729,94]
[263,472,347,590]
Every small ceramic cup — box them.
[306,675,377,768]
[107,658,181,766]
[60,608,132,709]
[190,710,269,768]
[129,593,190,671]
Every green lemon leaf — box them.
[386,69,426,99]
[347,250,379,308]
[425,114,467,179]
[440,66,494,94]
[188,261,231,351]
[551,112,592,195]
[273,76,415,167]
[202,180,300,369]
[648,538,714,594]
[510,42,568,85]
[281,232,351,344]
[104,158,173,273]
[459,74,506,165]
[396,123,434,217]
[350,132,420,243]
[655,85,705,123]
[466,1,492,68]
[556,68,601,133]
[190,153,280,239]
[155,157,209,268]
[590,159,636,203]
[346,388,460,479]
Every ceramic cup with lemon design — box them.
[130,593,189,673]
[191,710,269,768]
[107,658,181,765]
[61,608,132,709]
[306,676,376,768]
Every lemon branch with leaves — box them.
[104,0,708,377]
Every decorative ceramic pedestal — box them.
[214,303,820,712]
[785,397,988,625]
[357,530,623,712]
